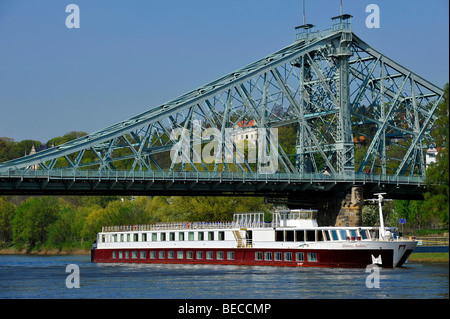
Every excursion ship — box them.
[91,194,417,268]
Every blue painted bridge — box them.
[0,15,444,203]
[0,169,428,200]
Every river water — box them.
[0,254,447,299]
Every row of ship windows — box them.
[111,250,317,262]
[275,229,370,242]
[103,231,225,243]
[102,229,373,244]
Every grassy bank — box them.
[409,252,449,263]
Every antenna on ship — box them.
[370,193,392,239]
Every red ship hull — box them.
[92,247,413,268]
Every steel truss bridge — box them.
[0,15,444,201]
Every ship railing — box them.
[102,221,238,232]
[101,219,275,232]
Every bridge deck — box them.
[0,169,426,198]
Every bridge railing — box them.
[0,168,426,185]
[295,27,335,43]
[416,237,449,247]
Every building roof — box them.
[236,120,256,128]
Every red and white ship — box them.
[91,194,417,268]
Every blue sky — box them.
[0,0,448,143]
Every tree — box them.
[424,83,449,227]
[12,197,59,249]
[47,131,87,147]
[0,197,16,243]
[278,124,298,167]
[46,205,89,249]
[0,138,20,162]
[162,196,270,222]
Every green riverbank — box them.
[408,252,449,263]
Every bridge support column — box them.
[315,186,363,227]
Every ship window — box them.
[125,251,129,259]
[127,234,130,242]
[296,252,304,262]
[188,232,194,241]
[119,251,123,258]
[152,233,157,241]
[217,251,224,260]
[206,251,213,260]
[169,232,175,241]
[179,232,185,241]
[317,231,324,241]
[360,230,368,240]
[196,251,203,259]
[285,230,294,242]
[208,232,215,241]
[177,251,183,259]
[150,251,156,259]
[296,230,305,241]
[140,251,146,259]
[159,251,165,259]
[168,251,174,259]
[112,251,117,259]
[275,252,282,261]
[284,252,292,261]
[198,232,204,241]
[132,251,138,259]
[255,252,263,261]
[160,233,166,241]
[142,233,147,241]
[324,230,331,241]
[101,235,105,242]
[113,234,118,242]
[120,234,124,242]
[187,251,193,259]
[265,252,272,261]
[275,231,284,242]
[331,230,338,240]
[227,251,234,260]
[218,231,225,240]
[307,252,317,262]
[350,230,357,239]
[340,230,348,240]
[306,230,315,241]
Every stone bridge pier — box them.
[315,186,364,227]
[287,186,364,227]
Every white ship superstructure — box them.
[92,194,417,268]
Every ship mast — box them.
[372,193,391,239]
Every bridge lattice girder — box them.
[0,20,444,185]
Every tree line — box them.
[0,195,270,251]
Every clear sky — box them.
[0,0,448,143]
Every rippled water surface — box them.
[0,254,447,299]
